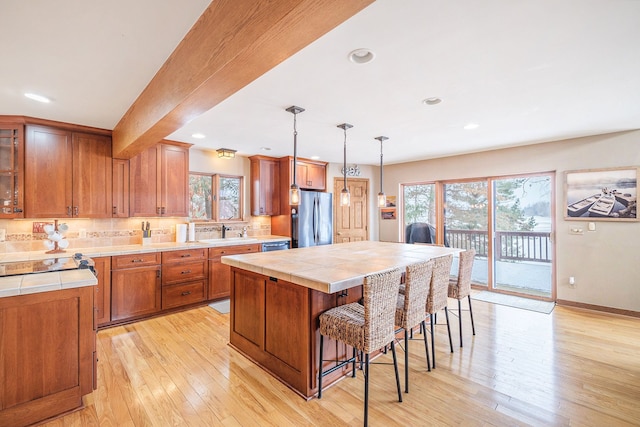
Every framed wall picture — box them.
[564,167,638,221]
[381,208,396,220]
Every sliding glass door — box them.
[492,175,553,298]
[443,181,489,286]
[402,173,555,300]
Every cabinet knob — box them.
[112,206,117,214]
[67,206,72,216]
[156,207,161,215]
[181,270,192,274]
[180,254,191,258]
[73,206,79,216]
[181,291,192,296]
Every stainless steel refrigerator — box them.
[291,191,333,248]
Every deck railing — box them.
[445,229,552,263]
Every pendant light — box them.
[337,123,353,207]
[286,105,305,206]
[375,136,388,208]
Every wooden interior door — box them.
[333,177,369,243]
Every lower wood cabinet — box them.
[93,256,111,326]
[229,267,363,398]
[161,249,208,309]
[208,243,261,300]
[0,287,95,427]
[111,253,161,322]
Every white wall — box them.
[378,130,640,312]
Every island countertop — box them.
[221,240,461,294]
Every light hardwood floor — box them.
[42,296,640,426]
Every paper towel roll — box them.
[176,224,187,243]
[188,222,196,242]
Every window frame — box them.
[188,172,244,222]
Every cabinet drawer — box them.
[162,260,207,285]
[162,280,207,309]
[112,252,160,269]
[162,248,206,263]
[209,244,261,258]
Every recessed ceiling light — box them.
[422,97,442,105]
[348,48,375,64]
[24,93,51,103]
[191,133,206,139]
[464,123,479,130]
[260,147,271,151]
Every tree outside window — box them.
[189,173,243,221]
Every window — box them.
[189,173,243,221]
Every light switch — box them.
[588,222,596,231]
[0,229,5,241]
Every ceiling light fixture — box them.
[348,48,375,64]
[375,136,389,208]
[464,123,479,130]
[216,148,236,159]
[24,93,51,103]
[337,123,353,207]
[422,97,442,105]
[286,105,305,206]
[191,133,206,139]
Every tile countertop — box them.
[0,235,290,262]
[0,269,98,298]
[221,240,462,294]
[0,235,289,298]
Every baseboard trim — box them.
[556,299,640,318]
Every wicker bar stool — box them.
[448,249,476,347]
[425,254,454,369]
[318,268,403,427]
[395,260,434,393]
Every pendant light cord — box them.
[293,111,298,186]
[343,127,347,190]
[379,139,383,194]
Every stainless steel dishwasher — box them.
[261,240,290,252]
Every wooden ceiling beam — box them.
[111,0,374,159]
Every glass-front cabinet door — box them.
[0,125,24,218]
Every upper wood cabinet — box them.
[249,155,280,216]
[24,125,112,218]
[128,142,190,217]
[0,123,24,218]
[282,156,327,191]
[112,159,129,218]
[278,156,328,213]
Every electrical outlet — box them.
[569,276,576,288]
[0,228,6,241]
[32,222,53,233]
[79,229,87,238]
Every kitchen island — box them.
[221,241,460,399]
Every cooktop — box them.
[0,253,94,277]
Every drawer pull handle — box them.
[181,291,191,296]
[181,270,192,274]
[132,259,144,263]
[181,254,192,258]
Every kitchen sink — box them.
[198,238,258,244]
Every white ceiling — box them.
[2,0,640,166]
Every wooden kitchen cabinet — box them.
[249,155,280,216]
[111,253,161,322]
[24,125,112,218]
[277,156,327,213]
[280,156,327,191]
[0,122,24,218]
[128,142,190,217]
[161,249,208,309]
[93,256,112,326]
[0,286,95,427]
[112,158,129,217]
[208,243,261,300]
